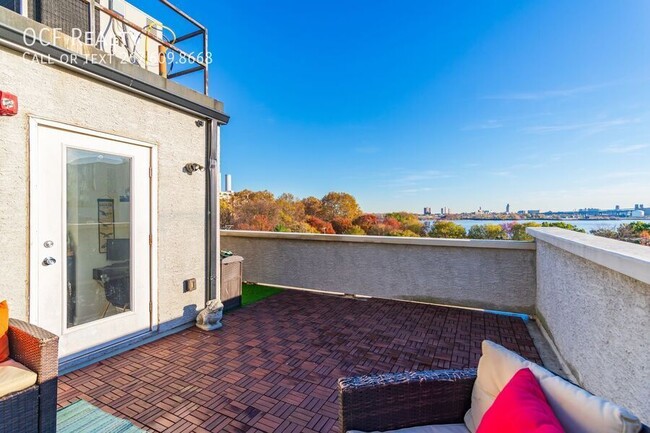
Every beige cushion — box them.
[464,340,642,433]
[0,358,38,398]
[349,423,469,433]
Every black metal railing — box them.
[3,0,209,94]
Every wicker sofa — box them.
[339,341,649,433]
[339,368,477,432]
[0,319,59,433]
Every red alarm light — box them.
[0,91,18,116]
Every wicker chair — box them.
[338,368,650,433]
[0,319,59,433]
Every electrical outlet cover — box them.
[183,278,196,292]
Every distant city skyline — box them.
[222,172,647,215]
[422,202,647,215]
[170,0,650,213]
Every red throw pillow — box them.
[477,368,565,433]
[0,300,9,362]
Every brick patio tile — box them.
[58,290,542,433]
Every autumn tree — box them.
[238,214,275,231]
[639,230,650,246]
[276,193,306,231]
[590,228,618,239]
[385,212,425,235]
[366,223,391,236]
[220,196,235,228]
[392,229,420,237]
[506,222,540,241]
[344,225,366,235]
[467,225,487,239]
[625,221,650,235]
[306,216,335,234]
[353,214,379,233]
[232,189,279,231]
[294,222,321,234]
[301,196,322,216]
[331,217,353,234]
[541,221,585,233]
[318,192,362,221]
[592,222,650,246]
[429,221,466,239]
[362,216,401,236]
[484,223,508,240]
[383,217,401,231]
[468,224,507,240]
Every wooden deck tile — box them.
[59,290,541,432]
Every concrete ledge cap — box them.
[527,227,650,285]
[221,230,536,250]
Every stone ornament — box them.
[196,299,224,331]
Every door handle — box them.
[42,257,57,266]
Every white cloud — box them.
[398,170,452,182]
[522,118,636,134]
[484,83,608,101]
[381,169,454,191]
[488,171,513,177]
[600,144,649,154]
[603,171,646,179]
[401,187,435,194]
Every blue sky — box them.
[145,1,650,213]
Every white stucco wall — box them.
[529,228,650,423]
[0,45,208,330]
[221,230,537,313]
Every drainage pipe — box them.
[206,120,221,302]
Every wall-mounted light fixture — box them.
[184,162,205,175]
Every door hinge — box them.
[149,301,152,313]
[149,234,152,246]
[149,166,152,178]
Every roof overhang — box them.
[0,7,229,124]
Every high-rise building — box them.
[220,174,234,198]
[506,203,510,213]
[225,174,233,192]
[423,207,432,215]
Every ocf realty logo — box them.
[20,25,210,68]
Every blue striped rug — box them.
[57,400,144,433]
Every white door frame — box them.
[28,117,159,348]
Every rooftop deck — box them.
[58,290,542,432]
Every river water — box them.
[423,219,645,232]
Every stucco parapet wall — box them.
[221,230,536,250]
[0,7,228,122]
[527,227,650,285]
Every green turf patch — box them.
[241,284,284,306]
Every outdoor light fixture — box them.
[0,91,18,116]
[184,162,205,175]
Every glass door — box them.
[32,123,152,359]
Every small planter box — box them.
[221,255,243,311]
